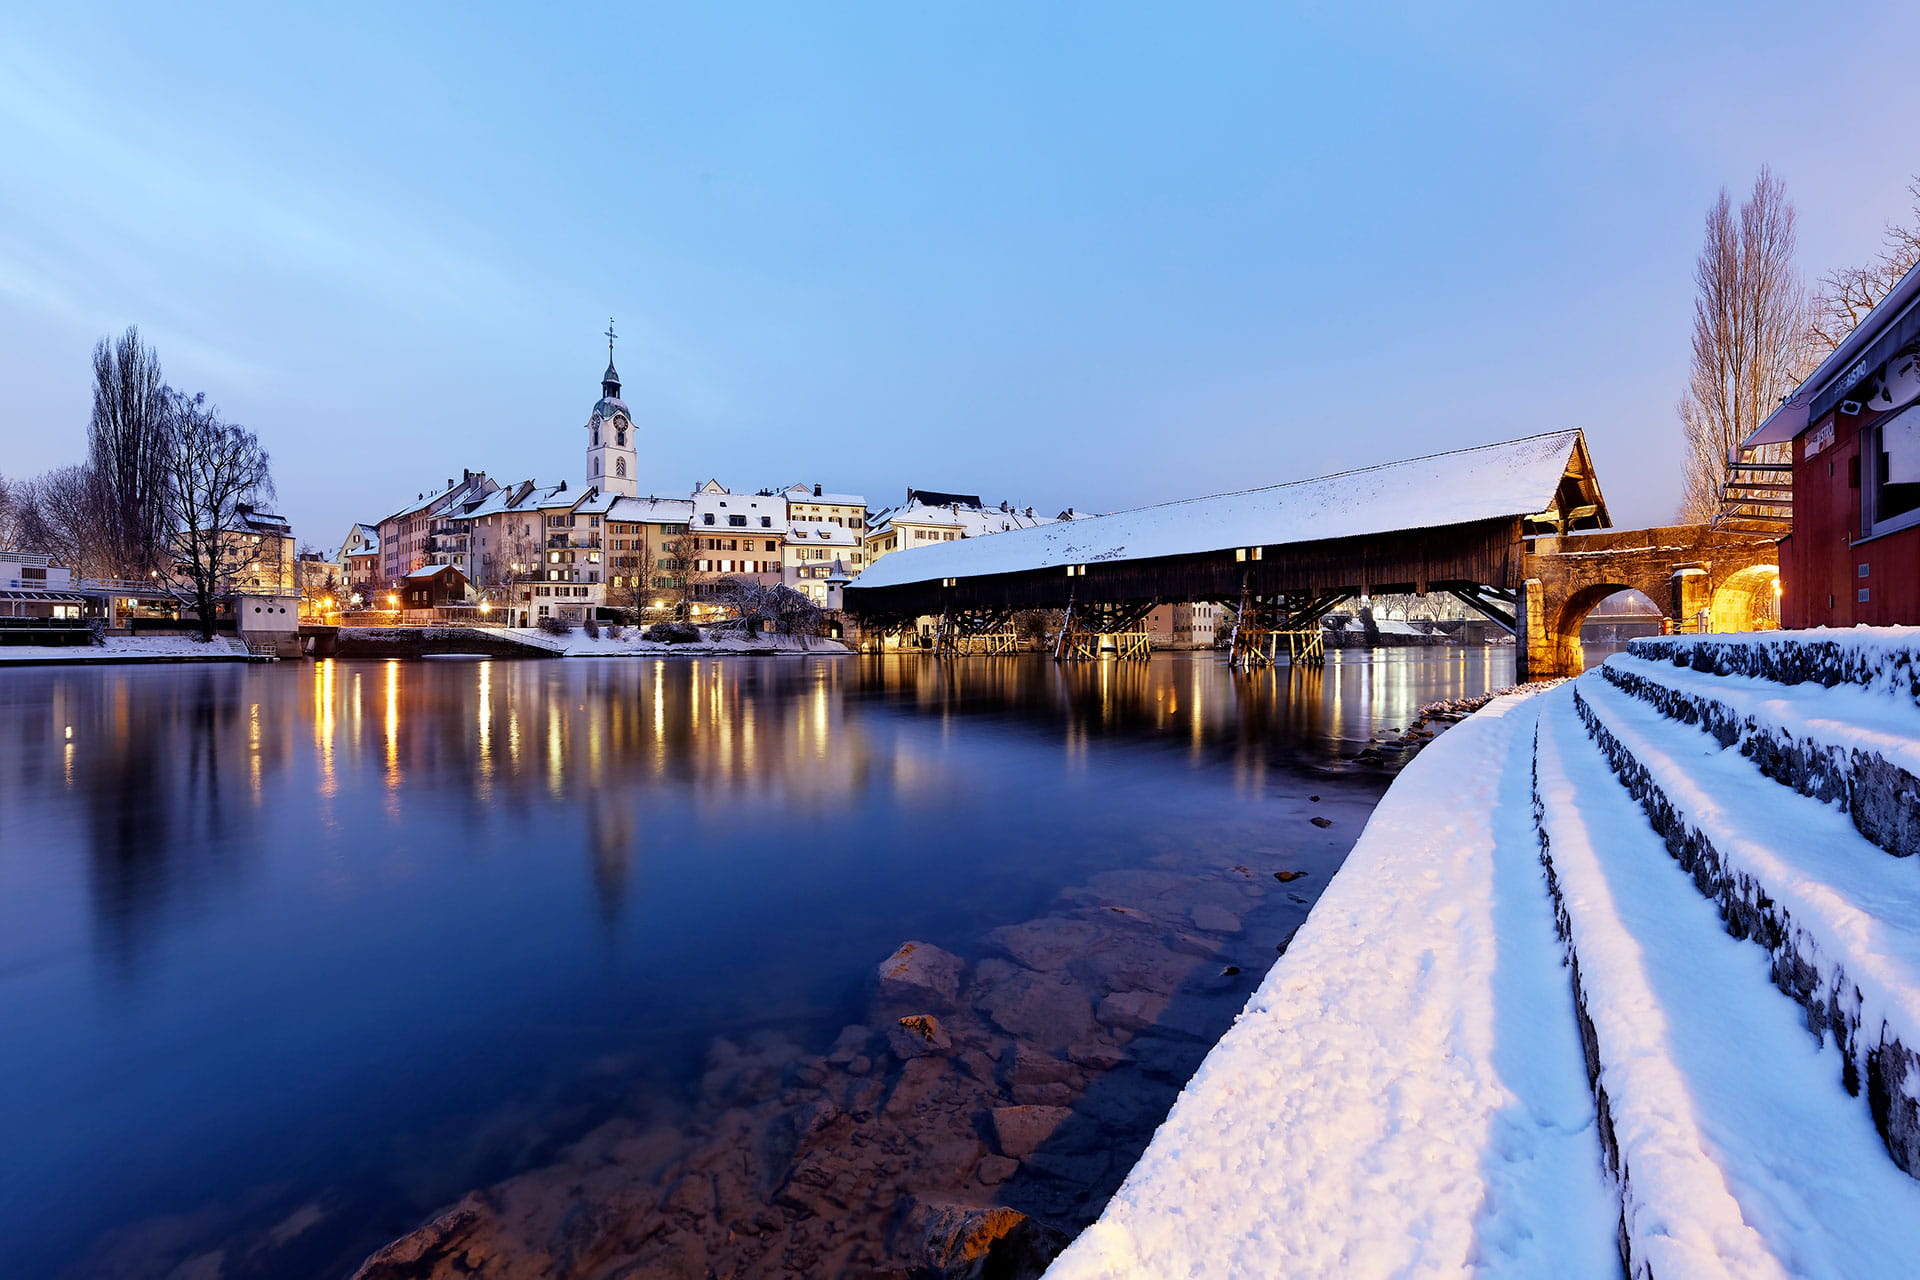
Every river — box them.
[0,649,1513,1278]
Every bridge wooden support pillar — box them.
[1053,602,1154,661]
[1228,590,1337,669]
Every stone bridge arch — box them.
[1521,525,1778,677]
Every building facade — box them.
[376,470,498,584]
[1747,262,1920,626]
[863,490,1062,565]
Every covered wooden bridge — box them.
[844,429,1611,674]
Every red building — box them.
[1748,264,1920,627]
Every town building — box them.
[687,481,788,608]
[0,551,85,619]
[376,470,498,584]
[862,490,1064,566]
[1145,602,1224,649]
[1746,261,1920,626]
[784,521,859,604]
[231,504,298,596]
[399,563,471,613]
[604,494,696,613]
[338,523,382,599]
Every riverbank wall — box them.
[1048,628,1920,1277]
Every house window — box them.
[703,513,715,525]
[1866,403,1920,537]
[729,514,746,527]
[760,516,772,528]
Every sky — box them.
[2,1,1917,544]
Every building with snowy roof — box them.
[1746,259,1920,627]
[861,490,1067,569]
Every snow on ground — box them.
[1051,651,1920,1279]
[853,429,1586,590]
[499,627,847,658]
[1632,626,1920,703]
[0,635,253,663]
[1047,690,1618,1279]
[1535,687,1920,1276]
[1606,651,1920,782]
[1575,675,1920,1103]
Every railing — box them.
[1714,447,1792,535]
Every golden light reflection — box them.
[476,660,493,798]
[248,701,262,803]
[316,659,337,799]
[383,660,400,797]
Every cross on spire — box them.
[605,317,617,361]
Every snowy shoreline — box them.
[0,635,257,665]
[1049,644,1920,1278]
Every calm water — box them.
[0,649,1511,1278]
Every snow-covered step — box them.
[1046,692,1618,1278]
[1533,691,1920,1277]
[1572,673,1920,1178]
[1600,652,1920,858]
[1630,627,1920,711]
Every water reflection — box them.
[0,649,1510,1280]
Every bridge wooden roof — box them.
[850,429,1606,600]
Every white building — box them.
[784,522,859,604]
[863,490,1067,566]
[0,551,83,618]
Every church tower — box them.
[586,319,638,497]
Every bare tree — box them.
[0,473,25,549]
[1808,177,1920,356]
[23,465,112,574]
[650,529,705,623]
[1677,169,1813,523]
[708,577,823,637]
[160,392,276,640]
[88,327,174,577]
[478,518,545,622]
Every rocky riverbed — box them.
[349,831,1352,1280]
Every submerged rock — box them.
[901,1199,1068,1279]
[988,1104,1073,1157]
[889,1013,954,1058]
[878,941,966,1009]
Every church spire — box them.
[602,317,621,398]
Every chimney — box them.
[814,483,822,497]
[1025,507,1033,518]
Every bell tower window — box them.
[615,457,627,478]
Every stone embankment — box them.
[1049,629,1920,1278]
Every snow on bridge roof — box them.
[851,429,1596,591]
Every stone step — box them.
[1570,674,1920,1179]
[1533,691,1920,1275]
[1599,653,1920,858]
[1628,630,1920,711]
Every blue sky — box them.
[2,1,1916,541]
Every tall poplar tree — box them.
[87,326,174,577]
[1677,169,1812,523]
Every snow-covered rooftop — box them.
[785,522,857,546]
[853,430,1592,591]
[606,495,696,523]
[784,484,866,506]
[868,502,1059,540]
